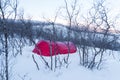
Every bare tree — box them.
[0,0,18,80]
[63,0,80,66]
[80,0,119,69]
[37,8,62,71]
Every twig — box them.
[32,54,39,70]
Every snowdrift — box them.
[32,40,77,56]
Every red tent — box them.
[32,40,77,56]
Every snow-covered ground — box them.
[12,46,120,80]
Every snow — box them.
[12,46,120,80]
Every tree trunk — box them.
[5,32,8,80]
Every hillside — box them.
[1,20,120,51]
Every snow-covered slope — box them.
[12,46,120,80]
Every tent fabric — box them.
[32,40,77,56]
